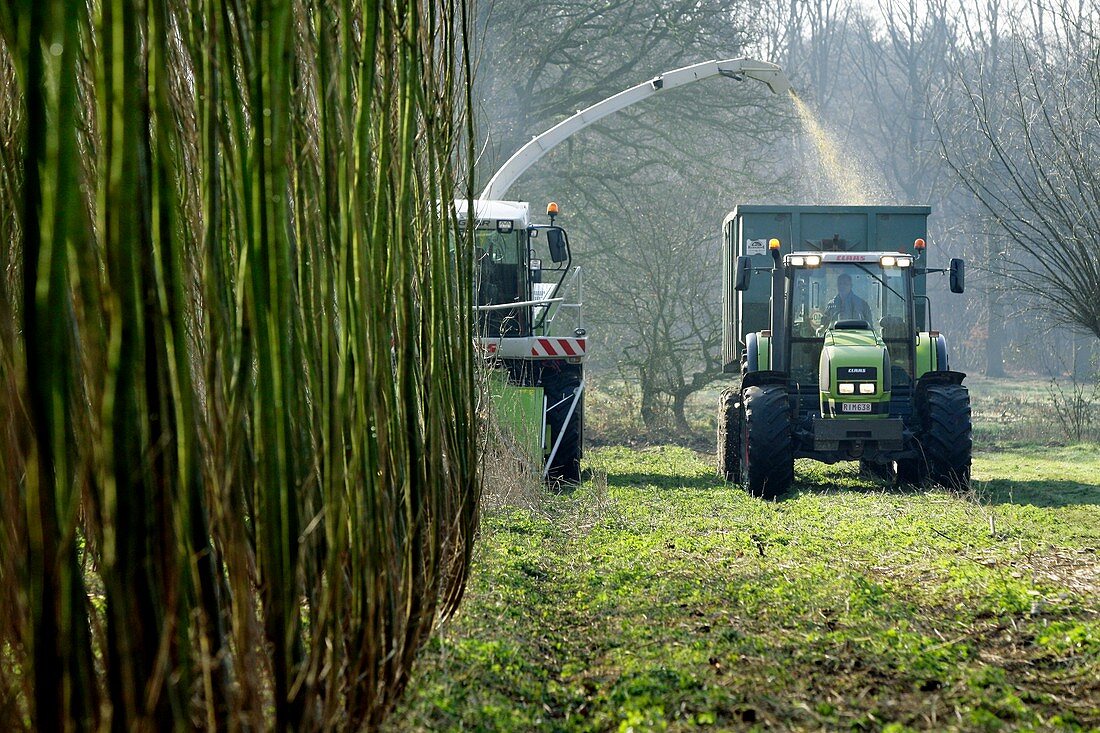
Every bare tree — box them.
[943,0,1011,376]
[940,4,1100,341]
[849,0,957,203]
[588,190,727,431]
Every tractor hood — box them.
[823,327,882,350]
[818,326,891,396]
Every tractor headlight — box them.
[880,254,913,268]
[838,383,855,394]
[786,254,822,268]
[859,383,875,394]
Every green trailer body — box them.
[722,205,931,373]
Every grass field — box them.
[390,444,1100,732]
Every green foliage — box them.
[393,446,1100,731]
[0,0,478,729]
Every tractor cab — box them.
[786,252,916,389]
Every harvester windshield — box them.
[789,261,913,386]
[475,228,528,336]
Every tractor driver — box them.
[823,272,872,327]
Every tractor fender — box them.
[745,332,760,373]
[742,370,788,390]
[935,333,949,371]
[744,331,771,374]
[915,332,952,376]
[916,369,966,389]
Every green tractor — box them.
[717,206,971,499]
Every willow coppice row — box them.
[0,0,480,729]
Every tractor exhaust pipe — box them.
[769,243,787,373]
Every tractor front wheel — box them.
[740,385,794,499]
[717,387,742,481]
[922,383,972,490]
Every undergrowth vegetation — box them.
[588,376,1100,449]
[393,388,1100,731]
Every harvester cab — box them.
[718,206,972,499]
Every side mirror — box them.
[949,258,965,293]
[734,256,752,291]
[546,228,568,263]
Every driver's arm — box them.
[858,298,872,324]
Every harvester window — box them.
[475,228,529,336]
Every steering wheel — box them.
[809,308,827,336]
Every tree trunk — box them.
[671,391,690,434]
[638,369,665,430]
[984,231,1006,377]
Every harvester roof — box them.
[455,199,529,229]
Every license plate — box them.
[841,402,872,413]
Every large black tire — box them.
[922,383,972,489]
[545,368,583,484]
[717,387,742,481]
[741,385,794,499]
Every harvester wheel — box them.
[740,385,794,499]
[545,369,583,485]
[922,383,972,490]
[717,387,742,480]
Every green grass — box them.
[391,446,1100,732]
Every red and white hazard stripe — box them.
[530,337,586,357]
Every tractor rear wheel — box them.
[741,385,794,499]
[545,368,583,485]
[922,383,972,489]
[717,387,742,481]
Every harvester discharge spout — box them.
[717,59,789,96]
[478,57,790,201]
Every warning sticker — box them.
[745,238,768,256]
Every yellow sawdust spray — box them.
[789,91,886,205]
